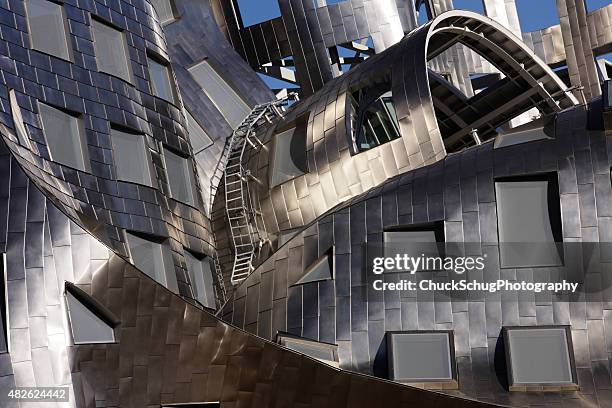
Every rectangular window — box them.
[148,54,176,103]
[164,148,197,206]
[151,0,176,24]
[110,127,154,186]
[39,103,88,171]
[504,326,578,391]
[126,232,178,292]
[387,331,457,388]
[91,18,131,82]
[277,333,339,367]
[185,110,212,153]
[25,0,71,60]
[270,121,308,187]
[184,251,216,310]
[187,60,250,129]
[383,222,444,272]
[495,174,563,268]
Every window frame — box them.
[291,246,334,286]
[147,50,178,104]
[37,101,90,172]
[503,325,579,391]
[276,332,339,367]
[386,330,458,389]
[125,231,178,293]
[110,124,156,187]
[183,249,216,310]
[163,146,198,207]
[269,117,309,188]
[151,0,178,25]
[24,0,73,62]
[90,15,133,84]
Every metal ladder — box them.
[211,251,227,309]
[224,96,295,285]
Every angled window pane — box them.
[165,148,196,206]
[151,0,175,24]
[383,224,443,272]
[188,60,250,128]
[505,327,575,387]
[92,19,131,82]
[111,128,153,186]
[39,103,88,171]
[295,250,333,285]
[278,334,339,366]
[26,0,71,60]
[495,179,562,268]
[9,90,33,149]
[148,57,175,102]
[185,110,212,153]
[271,123,308,187]
[65,290,115,344]
[388,332,454,382]
[184,251,216,309]
[126,233,178,292]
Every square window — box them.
[495,174,563,268]
[25,0,71,60]
[126,232,178,292]
[91,18,132,82]
[184,251,216,310]
[188,60,250,129]
[110,127,154,186]
[164,148,197,206]
[277,333,339,367]
[38,103,89,171]
[387,331,457,388]
[270,120,308,187]
[504,326,578,391]
[148,55,176,103]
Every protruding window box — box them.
[276,332,339,367]
[503,326,579,392]
[386,331,458,390]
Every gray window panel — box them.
[0,254,7,353]
[383,230,440,270]
[278,335,338,364]
[295,253,333,285]
[65,292,115,344]
[185,110,213,153]
[91,19,131,82]
[184,251,216,309]
[26,0,71,60]
[187,60,250,129]
[148,57,175,102]
[110,129,153,186]
[388,332,453,381]
[39,103,88,171]
[126,233,178,292]
[151,0,175,24]
[495,181,562,268]
[270,125,308,187]
[9,90,32,149]
[506,328,574,384]
[165,149,197,205]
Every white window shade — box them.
[278,334,339,367]
[65,290,115,344]
[270,124,308,187]
[165,148,197,206]
[188,60,250,129]
[39,103,88,171]
[151,0,175,24]
[26,0,71,60]
[92,19,131,82]
[185,110,212,153]
[111,128,153,186]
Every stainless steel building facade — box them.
[0,0,609,406]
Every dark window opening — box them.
[351,75,401,153]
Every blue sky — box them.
[237,0,611,32]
